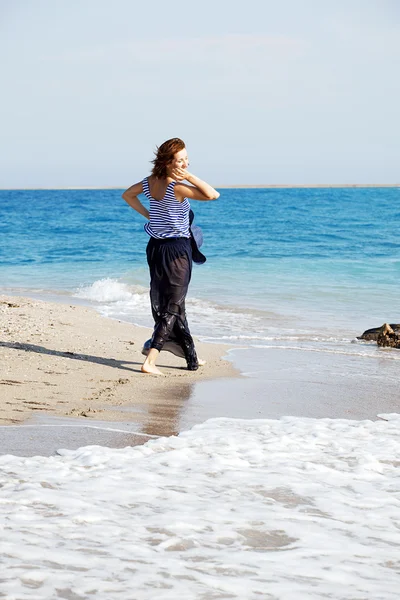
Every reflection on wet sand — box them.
[139,381,194,438]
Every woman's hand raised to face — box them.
[171,168,220,201]
[172,167,192,182]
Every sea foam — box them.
[1,415,399,599]
[73,278,270,339]
[75,278,138,303]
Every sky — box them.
[0,0,399,187]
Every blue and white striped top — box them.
[143,177,191,239]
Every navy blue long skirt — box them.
[146,236,198,370]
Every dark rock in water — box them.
[358,323,400,341]
[376,323,400,348]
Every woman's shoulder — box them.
[146,175,177,190]
[173,182,190,202]
[147,175,174,183]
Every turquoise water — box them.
[1,187,400,340]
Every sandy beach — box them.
[2,291,400,459]
[2,293,400,457]
[0,295,238,430]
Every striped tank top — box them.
[143,177,191,239]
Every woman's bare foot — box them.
[141,362,165,376]
[198,358,206,367]
[141,348,164,376]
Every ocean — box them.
[2,186,400,339]
[1,187,400,598]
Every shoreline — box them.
[2,291,400,457]
[0,295,239,431]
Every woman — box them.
[122,138,219,376]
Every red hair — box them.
[151,138,185,179]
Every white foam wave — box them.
[72,278,269,338]
[75,278,146,303]
[1,415,399,599]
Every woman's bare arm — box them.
[173,168,220,202]
[122,181,149,219]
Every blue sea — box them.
[2,187,400,599]
[1,187,400,342]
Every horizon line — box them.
[0,184,399,191]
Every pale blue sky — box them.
[1,0,399,187]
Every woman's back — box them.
[143,176,190,239]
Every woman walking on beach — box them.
[122,138,219,376]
